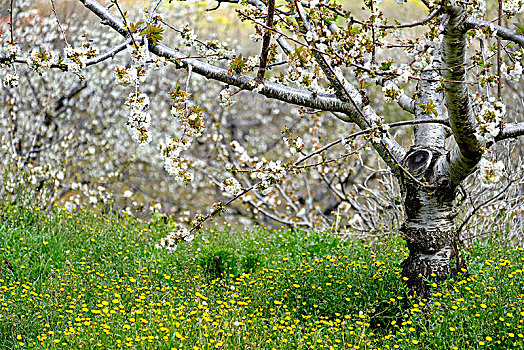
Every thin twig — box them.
[112,0,139,49]
[50,0,69,46]
[458,179,515,238]
[9,0,14,44]
[256,0,275,81]
[350,6,441,29]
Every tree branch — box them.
[293,0,407,177]
[413,49,447,149]
[496,123,524,141]
[465,17,524,48]
[78,0,355,113]
[376,78,416,115]
[440,8,482,186]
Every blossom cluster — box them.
[180,23,197,47]
[64,45,97,74]
[155,227,195,251]
[3,73,19,88]
[3,43,20,60]
[114,66,146,86]
[478,157,504,188]
[159,137,194,183]
[159,84,206,184]
[221,177,242,197]
[171,105,205,137]
[502,61,523,82]
[125,91,152,145]
[253,160,286,195]
[27,47,54,74]
[282,130,304,155]
[474,96,506,142]
[503,0,524,15]
[382,83,404,103]
[218,88,235,107]
[130,43,150,66]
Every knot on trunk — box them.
[403,149,432,179]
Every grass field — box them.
[1,204,524,349]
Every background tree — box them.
[2,0,524,297]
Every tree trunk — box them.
[400,148,467,299]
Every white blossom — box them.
[3,43,20,57]
[478,157,504,187]
[3,73,19,88]
[218,88,235,107]
[181,23,197,47]
[502,61,523,82]
[474,97,505,142]
[249,33,262,42]
[64,46,87,74]
[222,177,242,197]
[156,228,195,251]
[503,0,524,14]
[27,47,54,73]
[130,43,149,65]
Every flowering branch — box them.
[465,17,524,48]
[78,0,360,114]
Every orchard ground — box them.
[1,204,524,349]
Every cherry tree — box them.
[2,0,524,297]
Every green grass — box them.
[0,204,524,349]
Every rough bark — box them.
[400,148,467,299]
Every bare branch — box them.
[9,0,14,44]
[86,38,132,66]
[457,178,515,237]
[376,78,416,115]
[381,7,441,29]
[294,119,449,167]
